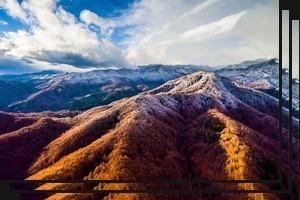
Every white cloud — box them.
[0,54,98,75]
[80,10,115,36]
[0,20,8,25]
[125,11,249,65]
[0,0,28,22]
[0,0,130,69]
[117,0,201,45]
[180,11,247,40]
[234,1,279,61]
[0,0,283,72]
[119,0,279,66]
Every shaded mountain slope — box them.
[0,112,38,135]
[0,80,37,108]
[216,58,299,117]
[0,118,72,179]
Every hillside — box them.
[216,58,299,117]
[1,71,298,200]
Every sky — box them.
[292,20,299,79]
[282,11,299,79]
[0,0,297,78]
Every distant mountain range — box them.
[0,59,298,118]
[0,69,298,199]
[0,65,207,112]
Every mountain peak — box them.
[219,58,276,71]
[145,71,218,94]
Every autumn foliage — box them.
[0,72,298,200]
